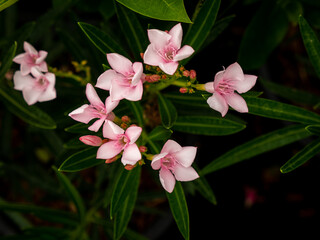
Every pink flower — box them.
[69,83,119,132]
[13,68,56,105]
[97,120,142,166]
[151,140,199,193]
[13,41,48,76]
[205,62,257,117]
[96,53,144,101]
[143,23,194,75]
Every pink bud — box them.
[105,156,118,164]
[149,74,160,82]
[124,164,136,170]
[121,115,131,123]
[190,69,196,79]
[139,145,147,153]
[140,52,144,59]
[179,87,188,94]
[182,70,190,77]
[79,135,103,146]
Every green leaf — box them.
[113,167,141,240]
[148,125,172,142]
[280,138,320,173]
[0,41,17,80]
[53,166,86,220]
[110,166,141,219]
[201,124,311,175]
[158,93,177,129]
[305,125,320,136]
[238,0,289,70]
[78,22,127,57]
[182,0,220,63]
[193,175,217,205]
[0,0,18,12]
[166,182,189,240]
[299,15,320,79]
[245,96,320,124]
[125,100,144,127]
[59,147,104,172]
[115,2,148,60]
[0,202,78,226]
[173,115,246,136]
[64,122,92,134]
[116,0,191,23]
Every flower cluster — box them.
[12,41,56,105]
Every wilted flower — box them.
[205,62,257,117]
[13,68,56,105]
[151,139,199,193]
[69,83,119,132]
[96,53,144,101]
[143,23,194,75]
[13,41,48,76]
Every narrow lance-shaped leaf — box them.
[125,100,144,127]
[110,166,141,219]
[201,124,311,175]
[182,0,221,64]
[245,96,320,124]
[0,0,18,12]
[305,125,320,136]
[116,0,191,23]
[113,167,141,240]
[59,147,104,172]
[173,115,246,136]
[192,174,217,205]
[299,15,320,79]
[158,93,177,129]
[147,125,172,142]
[280,138,320,173]
[0,41,17,81]
[53,166,86,221]
[166,182,189,240]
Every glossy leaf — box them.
[78,22,127,57]
[125,100,144,127]
[201,124,311,175]
[116,0,191,23]
[193,175,217,205]
[115,2,148,60]
[64,122,92,134]
[182,0,220,63]
[280,138,320,173]
[113,167,141,240]
[166,182,189,240]
[299,15,320,79]
[173,115,246,136]
[0,0,18,12]
[148,125,172,142]
[53,166,86,220]
[158,93,177,129]
[238,0,289,70]
[0,202,78,226]
[305,125,320,136]
[59,147,104,172]
[110,166,141,219]
[245,96,320,124]
[0,41,17,79]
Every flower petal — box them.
[96,69,120,91]
[147,29,171,50]
[13,71,34,90]
[102,120,124,140]
[159,62,179,75]
[173,45,194,62]
[105,96,119,114]
[233,74,257,94]
[223,62,244,82]
[35,51,48,64]
[125,125,142,143]
[85,83,104,108]
[88,118,105,132]
[38,87,56,102]
[131,62,143,86]
[161,140,182,154]
[68,105,96,123]
[125,81,143,101]
[151,152,168,170]
[107,53,132,76]
[204,81,215,93]
[172,146,197,168]
[22,87,42,105]
[20,63,32,76]
[173,164,199,182]
[168,23,183,49]
[12,53,27,64]
[96,140,122,159]
[24,41,37,55]
[143,44,165,66]
[225,93,248,113]
[121,143,141,165]
[207,93,229,117]
[159,168,176,193]
[109,79,129,101]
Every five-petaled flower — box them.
[69,83,119,132]
[205,62,257,117]
[151,139,199,193]
[143,23,194,75]
[13,68,56,105]
[97,120,142,166]
[96,53,144,101]
[13,41,48,76]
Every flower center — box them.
[116,134,129,149]
[161,154,176,171]
[217,80,234,95]
[36,76,49,90]
[158,45,177,62]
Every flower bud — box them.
[182,70,190,77]
[121,115,131,123]
[139,145,147,153]
[79,135,103,146]
[105,156,118,164]
[179,87,188,94]
[150,74,160,82]
[124,164,136,170]
[190,69,196,79]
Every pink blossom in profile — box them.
[96,120,142,166]
[205,62,257,117]
[79,135,103,146]
[13,68,56,105]
[143,23,194,75]
[151,139,199,193]
[13,41,48,76]
[96,53,144,101]
[69,83,119,132]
